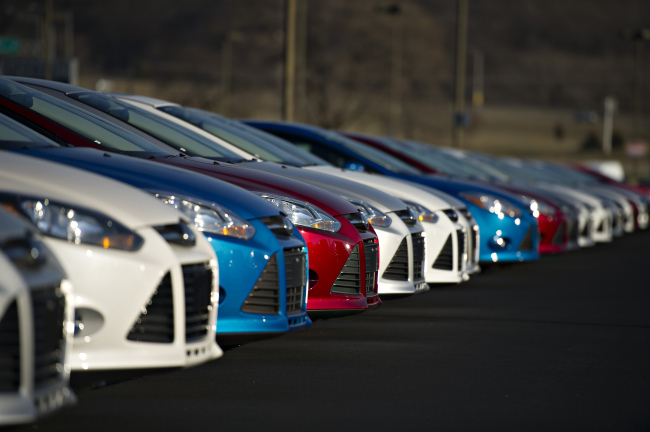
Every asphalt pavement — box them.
[15,230,650,432]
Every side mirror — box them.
[343,161,366,172]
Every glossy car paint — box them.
[0,152,222,370]
[0,81,375,316]
[244,120,540,263]
[0,83,312,340]
[0,210,75,425]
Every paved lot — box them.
[17,230,650,431]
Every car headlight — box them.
[519,195,556,218]
[402,200,439,223]
[345,198,392,228]
[154,193,256,240]
[459,192,522,219]
[0,195,144,251]
[256,193,341,232]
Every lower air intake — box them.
[456,230,465,270]
[284,248,306,315]
[31,285,66,388]
[382,237,409,280]
[0,301,20,392]
[364,239,379,294]
[552,222,566,245]
[432,234,453,270]
[412,233,425,279]
[182,263,213,342]
[242,254,280,314]
[127,273,174,343]
[331,245,361,295]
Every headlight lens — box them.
[460,192,522,219]
[402,200,439,223]
[346,198,392,228]
[256,193,341,232]
[154,193,255,240]
[0,196,143,251]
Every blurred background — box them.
[1,0,649,178]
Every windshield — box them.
[327,132,422,175]
[0,79,170,155]
[69,92,246,163]
[192,109,329,166]
[159,106,309,166]
[0,112,60,149]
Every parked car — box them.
[244,120,540,264]
[0,209,75,425]
[0,150,222,370]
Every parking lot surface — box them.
[20,230,650,432]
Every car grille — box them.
[432,234,453,270]
[331,245,362,295]
[242,254,280,314]
[395,209,417,226]
[259,215,293,237]
[456,230,466,269]
[127,272,175,343]
[344,213,369,232]
[182,263,214,342]
[0,300,20,392]
[364,239,379,294]
[31,285,66,389]
[518,227,534,251]
[412,233,425,280]
[382,237,409,280]
[284,247,306,315]
[552,221,566,245]
[567,218,579,243]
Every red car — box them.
[0,78,381,317]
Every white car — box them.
[0,152,222,370]
[0,209,75,425]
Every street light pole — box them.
[283,0,298,122]
[452,0,469,148]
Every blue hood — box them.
[10,147,282,221]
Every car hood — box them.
[8,147,282,221]
[306,165,456,211]
[244,162,406,213]
[0,151,184,229]
[158,157,359,217]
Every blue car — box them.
[243,120,540,263]
[0,108,311,344]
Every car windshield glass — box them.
[326,132,422,175]
[194,110,329,166]
[69,92,247,163]
[159,106,309,166]
[0,112,60,149]
[0,79,167,154]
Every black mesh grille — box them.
[412,233,425,279]
[183,263,213,342]
[331,245,361,295]
[127,273,175,343]
[284,248,306,315]
[518,227,534,251]
[31,286,66,388]
[0,301,20,392]
[457,230,466,268]
[383,237,409,280]
[432,234,453,270]
[242,254,280,314]
[552,222,566,245]
[364,239,379,294]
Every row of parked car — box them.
[1,76,648,425]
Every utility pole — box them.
[283,0,298,121]
[296,0,308,123]
[43,0,54,80]
[472,48,484,109]
[452,0,469,148]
